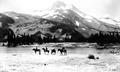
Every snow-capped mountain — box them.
[39,1,120,33]
[1,1,120,41]
[2,12,84,41]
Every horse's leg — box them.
[51,50,53,54]
[43,50,45,54]
[55,51,56,55]
[46,50,49,55]
[53,51,55,55]
[44,51,46,55]
[64,51,67,55]
[51,51,52,54]
[64,52,66,55]
[64,50,67,55]
[47,51,49,55]
[39,51,41,55]
[59,51,61,55]
[54,52,55,55]
[40,51,41,55]
[35,51,36,54]
[61,51,63,55]
[53,50,56,55]
[62,50,65,55]
[63,51,65,55]
[33,50,35,54]
[45,50,47,55]
[58,50,61,55]
[65,51,67,55]
[43,50,46,54]
[36,51,37,54]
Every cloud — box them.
[105,0,120,18]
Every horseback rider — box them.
[42,47,49,55]
[51,48,56,55]
[36,46,38,49]
[58,47,67,55]
[46,47,48,50]
[33,46,41,55]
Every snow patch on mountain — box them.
[75,21,79,26]
[81,28,86,31]
[35,1,120,33]
[99,17,120,27]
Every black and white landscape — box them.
[0,0,120,72]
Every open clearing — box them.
[0,43,120,72]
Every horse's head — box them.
[62,47,65,49]
[42,48,45,50]
[58,49,60,51]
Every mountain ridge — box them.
[1,1,120,42]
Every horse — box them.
[32,47,41,55]
[42,47,49,54]
[58,47,67,55]
[51,49,56,55]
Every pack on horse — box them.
[51,48,56,55]
[42,47,49,54]
[58,47,67,55]
[32,46,41,55]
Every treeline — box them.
[7,33,59,47]
[7,33,82,47]
[6,31,120,47]
[88,31,120,44]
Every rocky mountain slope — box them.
[40,1,120,33]
[0,13,15,41]
[1,1,120,42]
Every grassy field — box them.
[0,43,120,72]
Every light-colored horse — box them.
[58,47,67,55]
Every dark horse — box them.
[58,47,67,55]
[51,49,56,55]
[32,47,41,55]
[42,47,49,54]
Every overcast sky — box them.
[0,0,120,18]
